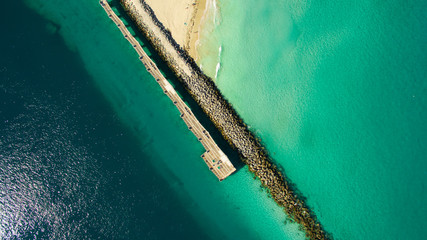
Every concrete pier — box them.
[100,0,235,181]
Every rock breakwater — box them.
[118,0,331,239]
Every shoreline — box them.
[142,0,207,61]
[186,0,207,61]
[118,0,330,239]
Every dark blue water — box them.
[0,1,209,239]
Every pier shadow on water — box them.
[110,0,246,172]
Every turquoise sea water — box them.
[3,0,426,239]
[1,0,312,239]
[198,0,427,239]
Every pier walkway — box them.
[100,0,235,181]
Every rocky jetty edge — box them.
[118,0,331,239]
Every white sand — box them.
[144,0,206,60]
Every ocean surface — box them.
[198,0,427,239]
[1,0,307,239]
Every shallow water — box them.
[1,0,307,239]
[199,0,427,239]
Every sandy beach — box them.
[144,0,207,60]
